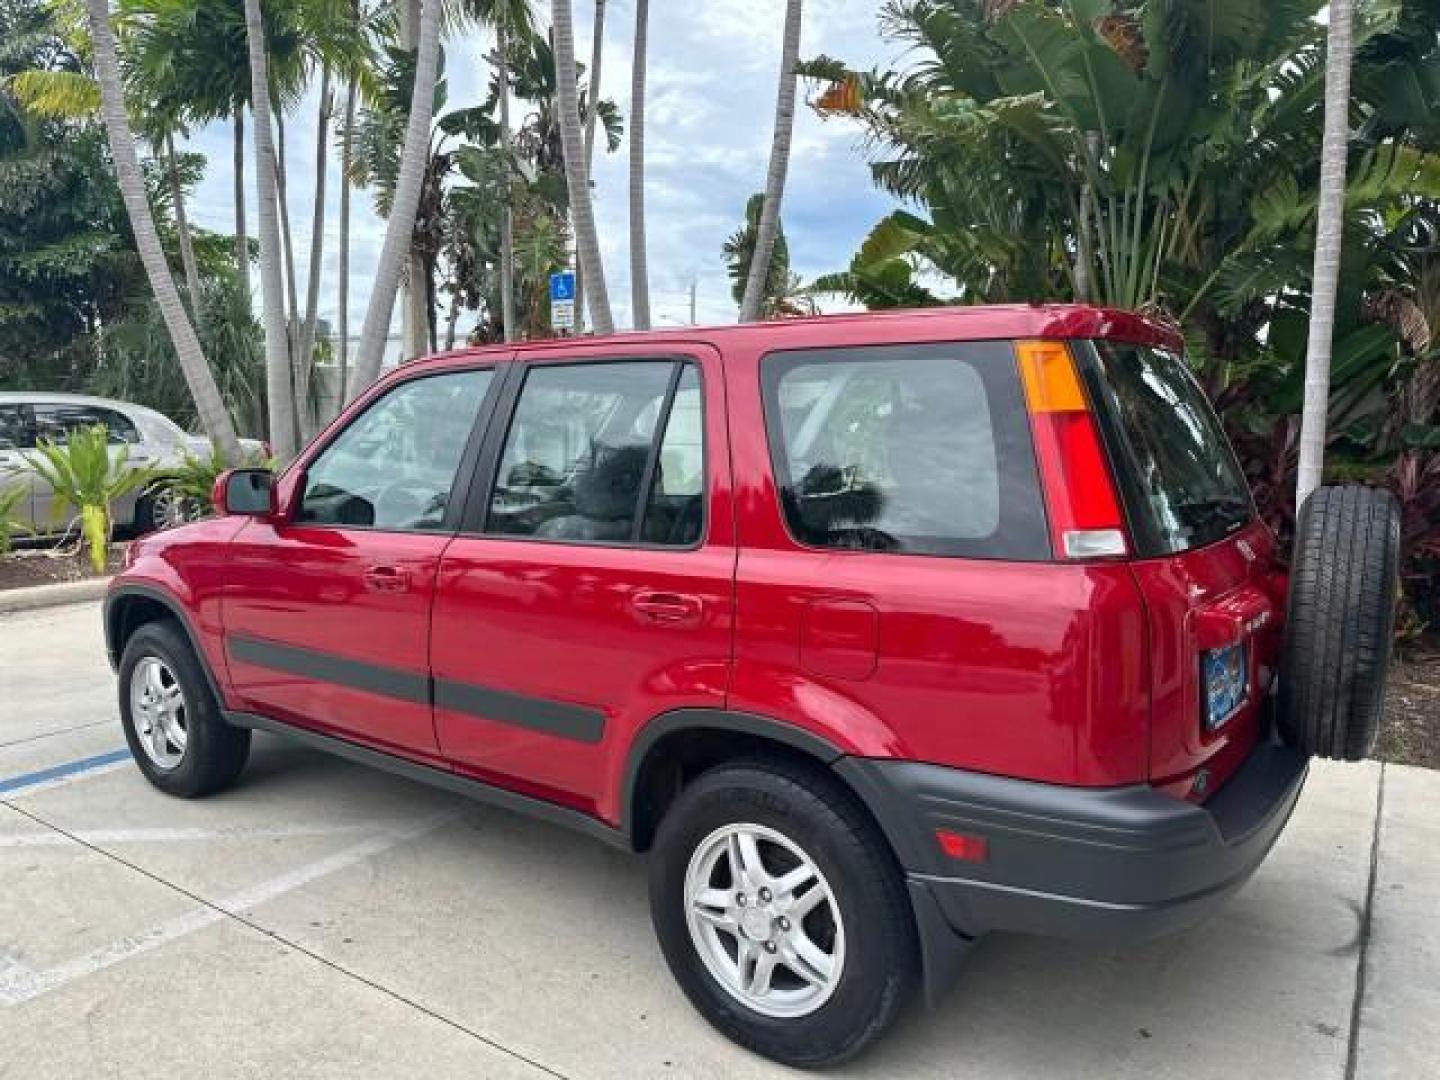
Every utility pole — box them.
[689,278,697,325]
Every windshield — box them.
[1085,341,1253,556]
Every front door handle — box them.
[631,590,703,627]
[363,565,410,593]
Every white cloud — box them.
[183,1,897,340]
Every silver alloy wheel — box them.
[146,484,188,531]
[683,823,846,1019]
[129,656,188,770]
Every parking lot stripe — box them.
[0,810,460,1006]
[0,749,130,796]
[0,821,430,848]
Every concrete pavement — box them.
[0,601,1435,1079]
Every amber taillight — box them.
[1015,340,1129,560]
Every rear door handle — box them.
[631,590,703,626]
[363,565,410,593]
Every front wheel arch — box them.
[104,585,224,705]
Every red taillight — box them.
[935,829,989,863]
[1016,340,1128,560]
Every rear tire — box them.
[119,621,250,796]
[1278,485,1401,761]
[648,759,917,1067]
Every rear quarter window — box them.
[761,342,1049,560]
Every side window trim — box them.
[456,355,708,550]
[290,362,507,535]
[630,361,685,544]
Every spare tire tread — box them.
[1279,485,1400,761]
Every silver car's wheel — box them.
[128,656,188,770]
[144,484,189,531]
[683,822,846,1019]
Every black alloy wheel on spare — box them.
[1278,485,1402,761]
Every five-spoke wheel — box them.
[650,760,918,1068]
[684,823,845,1018]
[128,656,188,770]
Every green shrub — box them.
[25,425,153,572]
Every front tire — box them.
[119,621,250,797]
[649,760,917,1067]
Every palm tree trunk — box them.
[628,0,650,330]
[739,0,803,324]
[349,0,442,395]
[274,110,303,431]
[1296,0,1354,507]
[338,77,356,405]
[244,0,297,460]
[397,0,429,362]
[573,0,605,334]
[84,0,241,462]
[553,0,614,334]
[165,132,206,333]
[498,20,517,343]
[296,65,332,442]
[233,105,251,303]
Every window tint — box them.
[299,369,492,530]
[0,405,33,450]
[486,360,704,546]
[1084,341,1253,555]
[762,343,1049,559]
[34,404,140,445]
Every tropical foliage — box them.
[25,423,153,570]
[722,193,817,319]
[803,0,1440,630]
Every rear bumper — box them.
[837,739,1308,997]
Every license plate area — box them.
[1202,640,1249,732]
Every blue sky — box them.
[182,0,908,344]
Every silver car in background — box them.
[0,392,266,536]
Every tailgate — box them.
[1075,338,1284,800]
[1129,523,1285,799]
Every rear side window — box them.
[34,404,140,445]
[486,360,705,547]
[761,342,1049,560]
[1081,341,1254,556]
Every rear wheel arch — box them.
[623,709,870,853]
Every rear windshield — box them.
[1083,340,1253,556]
[761,341,1049,560]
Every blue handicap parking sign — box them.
[550,271,576,302]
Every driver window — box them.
[298,369,492,530]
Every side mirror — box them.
[214,468,276,517]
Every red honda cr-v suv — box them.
[105,306,1398,1067]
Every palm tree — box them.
[628,0,649,329]
[83,0,242,463]
[350,0,443,394]
[573,0,605,332]
[462,1,535,341]
[338,74,358,397]
[724,193,815,319]
[244,0,297,459]
[295,63,333,440]
[1296,0,1355,506]
[552,0,613,333]
[498,19,518,340]
[738,0,802,324]
[233,104,250,299]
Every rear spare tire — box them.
[1278,485,1401,760]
